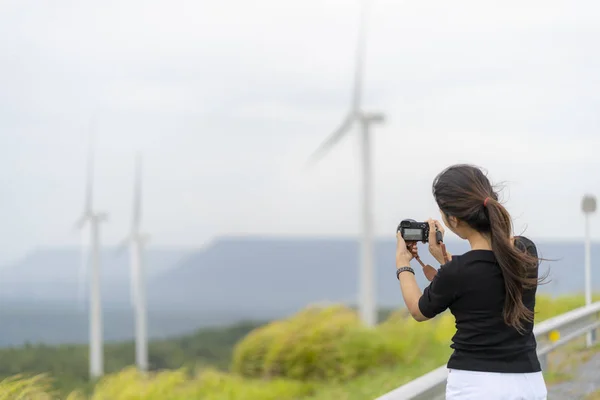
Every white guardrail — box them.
[375,301,600,400]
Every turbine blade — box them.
[307,113,355,165]
[351,1,368,112]
[306,1,370,167]
[74,215,88,231]
[350,0,369,112]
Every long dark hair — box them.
[432,164,541,333]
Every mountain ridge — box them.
[0,236,599,347]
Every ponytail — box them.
[485,198,539,333]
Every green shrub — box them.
[84,367,315,400]
[231,320,288,377]
[232,304,458,382]
[233,304,395,380]
[534,294,593,322]
[0,374,56,400]
[90,367,188,400]
[3,294,599,400]
[334,327,396,379]
[184,368,315,400]
[266,305,360,380]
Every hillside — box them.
[0,295,595,399]
[0,236,598,347]
[147,236,600,317]
[0,247,191,307]
[0,321,262,396]
[0,305,255,348]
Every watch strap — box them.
[396,266,415,280]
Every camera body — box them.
[397,219,430,243]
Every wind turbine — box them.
[120,153,149,372]
[75,130,107,379]
[308,0,384,328]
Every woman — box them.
[395,164,547,400]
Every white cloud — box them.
[0,0,599,265]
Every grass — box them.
[587,390,600,400]
[0,321,262,396]
[1,294,599,399]
[313,329,600,399]
[543,337,600,386]
[305,354,449,400]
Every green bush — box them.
[534,294,599,322]
[2,294,598,400]
[232,294,591,386]
[334,326,396,379]
[87,367,315,400]
[232,304,458,382]
[378,311,455,365]
[233,305,367,380]
[0,374,57,400]
[184,368,315,400]
[265,305,362,381]
[0,322,260,397]
[231,320,288,377]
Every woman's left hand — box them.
[396,232,415,267]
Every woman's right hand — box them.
[427,219,450,264]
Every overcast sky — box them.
[0,0,599,266]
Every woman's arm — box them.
[397,269,429,322]
[396,235,430,321]
[396,233,459,322]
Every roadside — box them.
[546,340,600,400]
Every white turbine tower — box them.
[308,0,384,328]
[75,132,107,379]
[121,153,149,372]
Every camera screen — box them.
[403,228,423,240]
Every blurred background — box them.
[0,0,598,398]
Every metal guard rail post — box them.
[375,301,600,400]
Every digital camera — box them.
[397,219,430,243]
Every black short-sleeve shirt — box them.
[418,236,541,373]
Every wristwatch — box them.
[396,266,415,280]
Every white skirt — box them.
[446,369,547,400]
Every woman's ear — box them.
[448,215,459,229]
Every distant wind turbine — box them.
[308,0,384,328]
[74,128,107,379]
[119,153,149,373]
